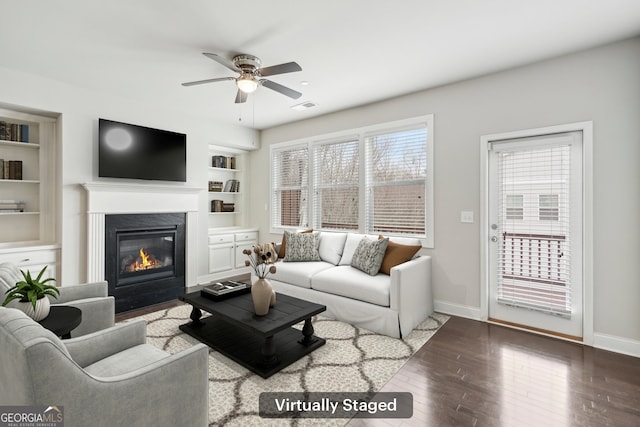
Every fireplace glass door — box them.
[117,230,176,286]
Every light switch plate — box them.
[461,211,474,223]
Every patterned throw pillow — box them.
[278,229,313,259]
[350,237,389,276]
[283,230,321,262]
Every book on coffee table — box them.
[201,280,250,300]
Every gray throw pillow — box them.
[284,230,321,262]
[350,237,389,276]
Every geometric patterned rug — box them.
[125,305,448,427]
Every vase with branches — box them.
[243,243,277,315]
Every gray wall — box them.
[251,37,640,345]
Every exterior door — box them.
[488,131,583,339]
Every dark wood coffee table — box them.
[179,291,326,378]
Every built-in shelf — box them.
[209,167,241,173]
[0,179,40,184]
[0,107,57,246]
[0,211,39,216]
[208,146,245,225]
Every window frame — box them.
[269,115,434,248]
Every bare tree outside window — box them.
[367,128,427,235]
[314,140,359,230]
[271,116,433,243]
[274,147,308,228]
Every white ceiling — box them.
[2,0,640,130]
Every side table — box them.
[39,306,82,339]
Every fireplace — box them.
[105,213,185,313]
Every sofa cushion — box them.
[284,230,321,262]
[318,232,347,265]
[311,266,391,307]
[379,241,422,275]
[338,233,378,266]
[351,236,389,276]
[271,261,334,289]
[278,229,313,259]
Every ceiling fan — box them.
[182,53,303,103]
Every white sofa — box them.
[254,231,432,338]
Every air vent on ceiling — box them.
[291,101,317,111]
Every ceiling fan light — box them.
[237,75,258,93]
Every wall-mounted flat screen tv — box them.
[98,118,187,182]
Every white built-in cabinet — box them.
[0,107,59,281]
[207,228,258,281]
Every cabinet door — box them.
[208,244,234,273]
[235,241,256,268]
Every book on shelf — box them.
[211,155,236,169]
[223,179,240,192]
[0,121,29,143]
[210,200,235,212]
[2,160,23,180]
[0,200,25,212]
[208,180,224,192]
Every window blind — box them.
[496,144,572,316]
[364,126,427,236]
[271,145,309,228]
[312,139,359,230]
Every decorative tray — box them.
[200,280,251,301]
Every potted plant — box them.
[2,266,59,321]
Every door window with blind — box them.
[270,115,434,246]
[496,144,572,316]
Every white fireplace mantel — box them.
[82,182,203,285]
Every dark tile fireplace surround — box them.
[105,212,185,313]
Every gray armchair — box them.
[0,262,114,337]
[0,307,209,427]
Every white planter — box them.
[16,297,51,321]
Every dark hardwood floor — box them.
[348,316,640,427]
[116,303,640,427]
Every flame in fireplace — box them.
[129,248,160,271]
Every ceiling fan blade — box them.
[202,53,240,72]
[258,61,302,77]
[181,77,234,87]
[235,89,248,104]
[260,79,302,99]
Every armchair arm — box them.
[54,281,108,303]
[32,342,209,427]
[63,319,146,367]
[389,255,432,337]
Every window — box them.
[539,194,559,221]
[270,116,434,247]
[312,138,359,230]
[365,126,427,235]
[271,145,308,228]
[505,195,524,220]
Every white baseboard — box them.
[434,300,483,321]
[593,332,640,358]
